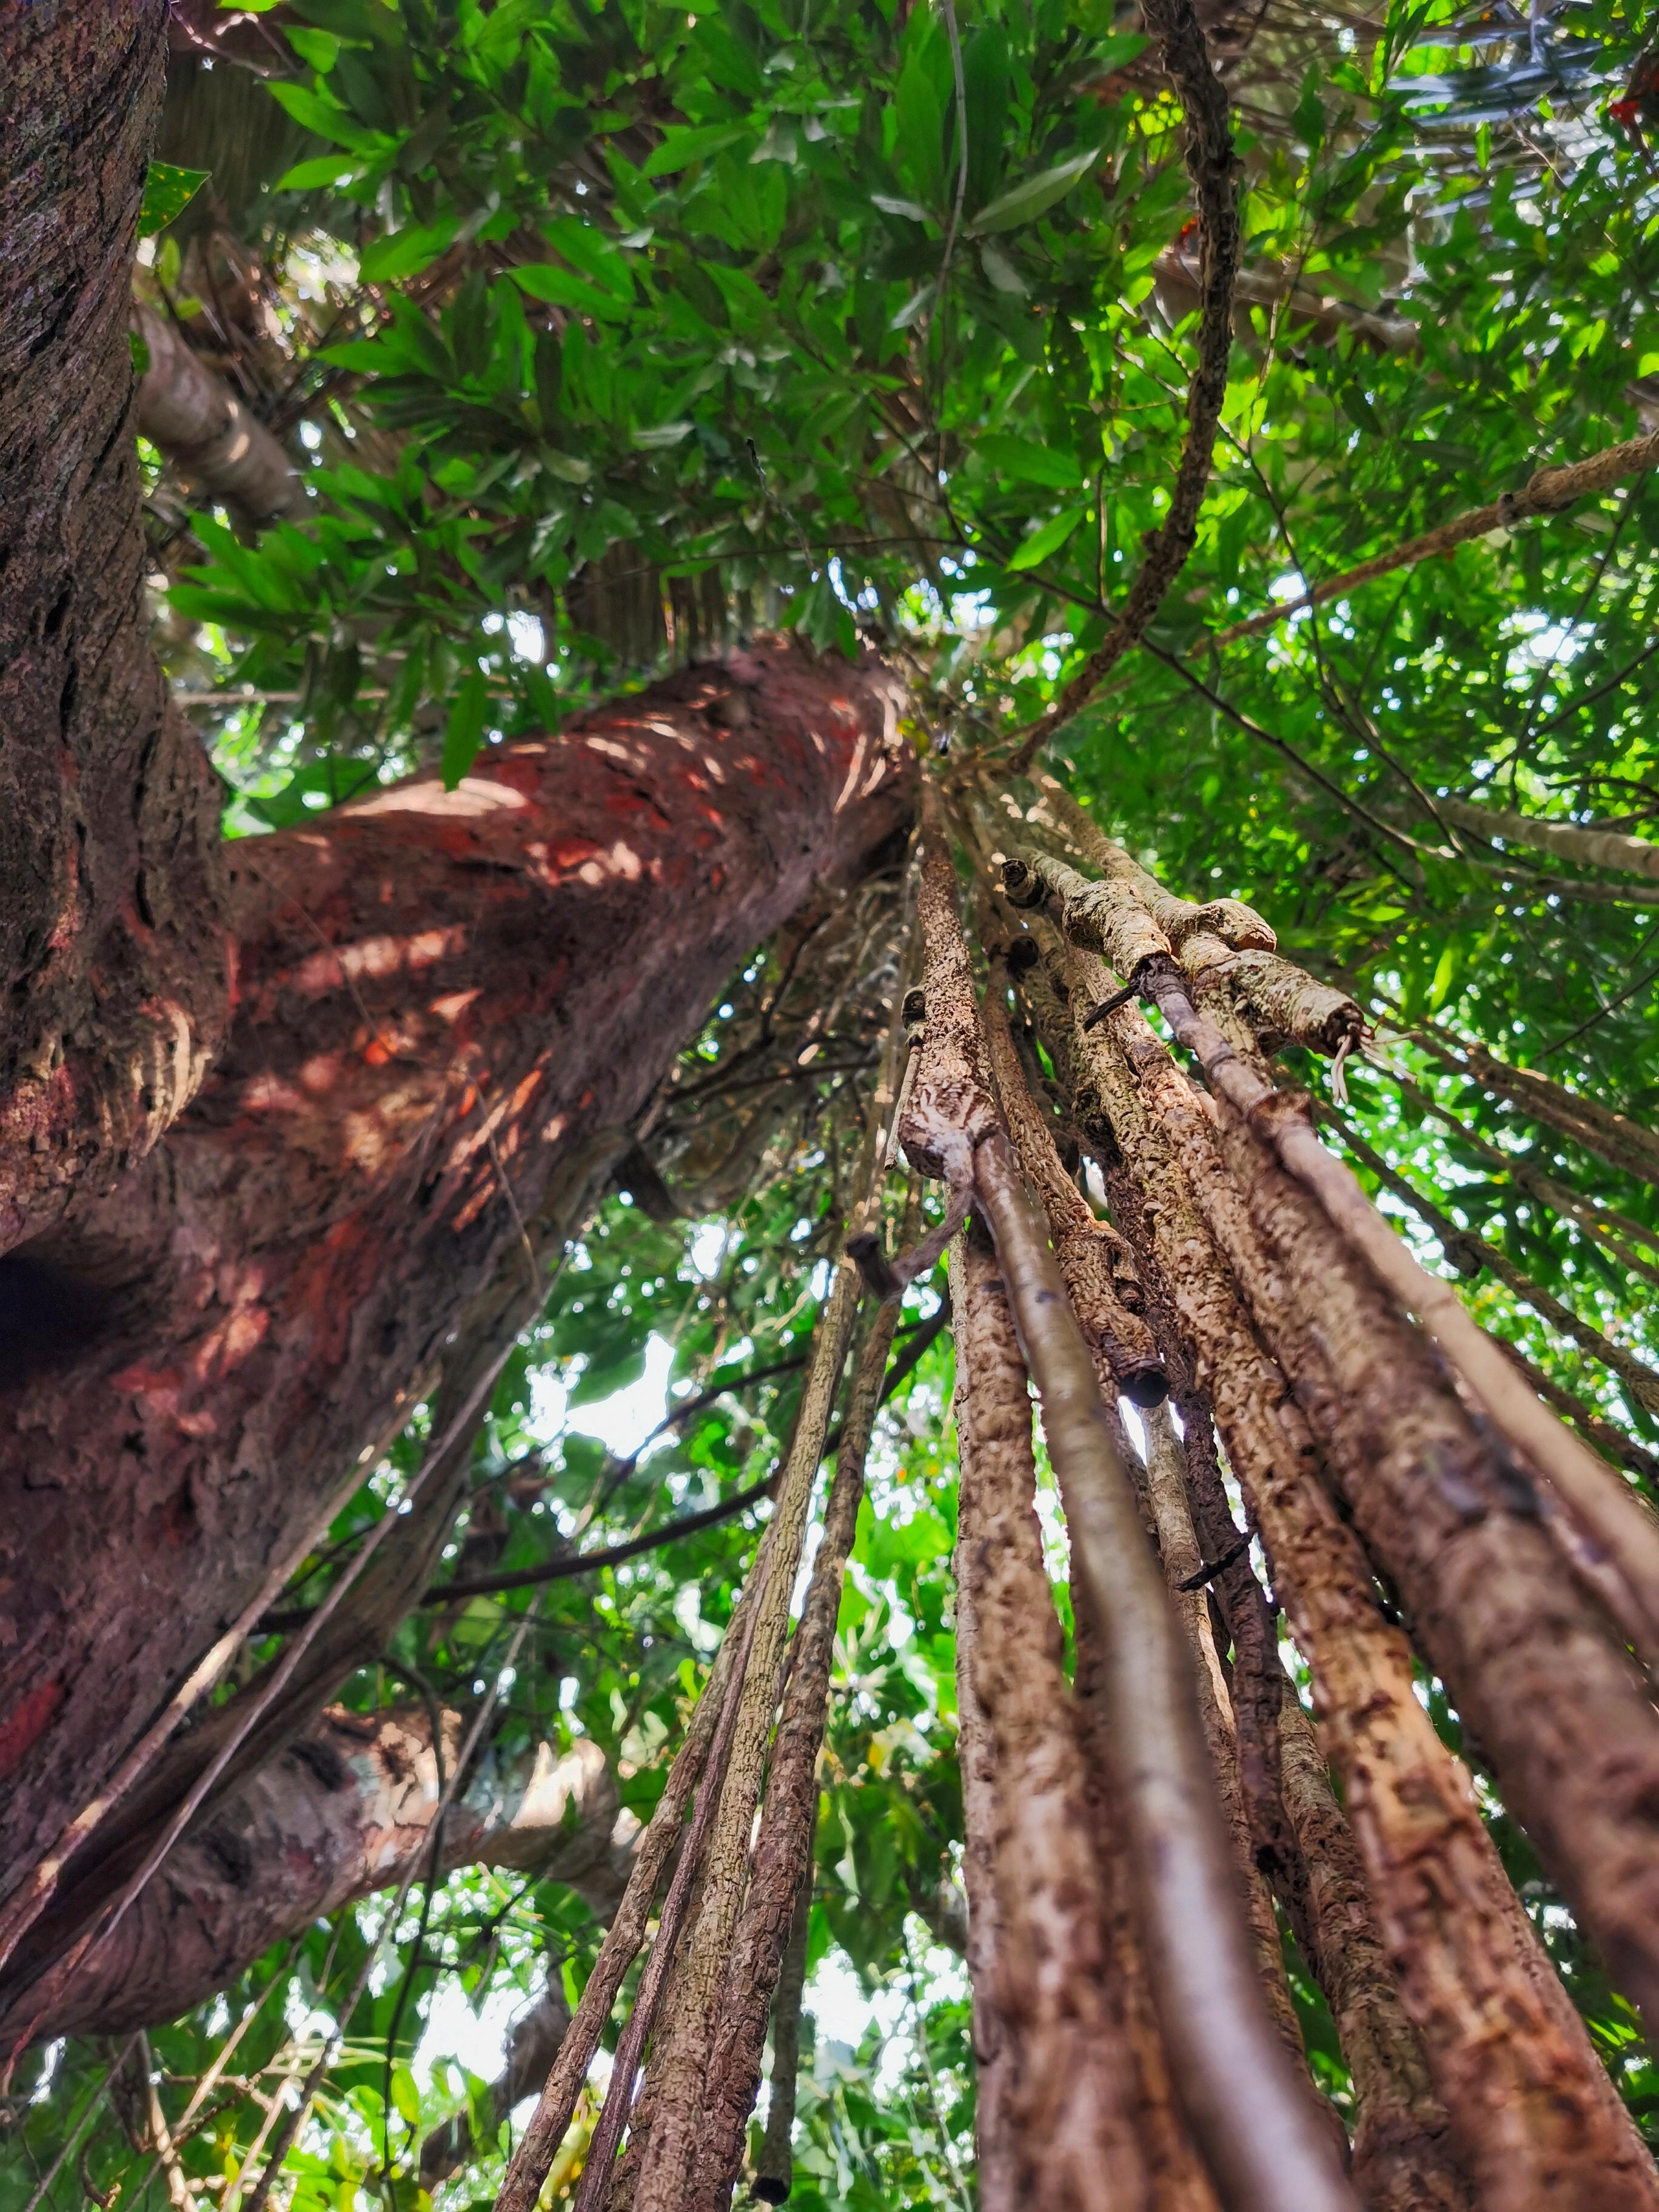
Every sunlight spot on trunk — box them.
[346,776,529,818]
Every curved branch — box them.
[1010,0,1240,769]
[1211,425,1659,649]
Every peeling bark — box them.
[5,1708,631,2045]
[0,3,230,1257]
[0,643,910,1928]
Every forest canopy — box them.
[5,0,1659,2205]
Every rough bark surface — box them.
[8,1709,631,2045]
[1067,1569,1221,2212]
[689,1305,904,2208]
[1059,948,1657,2209]
[0,643,910,1920]
[979,971,1166,1404]
[1208,1084,1659,2052]
[948,1227,1154,2211]
[0,2,230,1258]
[620,1255,863,2212]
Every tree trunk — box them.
[0,2,230,1257]
[132,300,301,528]
[4,1707,632,2045]
[0,642,910,1923]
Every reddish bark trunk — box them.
[0,643,909,1920]
[4,1709,631,2046]
[0,3,230,1256]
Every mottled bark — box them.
[1273,1695,1469,2212]
[979,969,1166,1404]
[1202,1076,1659,2054]
[1068,1571,1222,2212]
[6,1708,631,2045]
[1057,959,1638,2211]
[946,1227,1155,2212]
[752,1854,814,2205]
[900,802,1355,2212]
[0,643,910,1928]
[0,3,230,1256]
[688,1303,905,2209]
[1135,1402,1313,2080]
[618,1256,863,2212]
[132,300,300,527]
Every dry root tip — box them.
[1083,979,1141,1030]
[1000,857,1044,908]
[845,1232,899,1300]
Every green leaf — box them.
[511,264,632,320]
[971,147,1102,234]
[441,669,491,789]
[139,162,209,238]
[275,155,366,190]
[641,124,750,178]
[359,218,458,284]
[1006,504,1088,570]
[962,24,1010,211]
[976,433,1084,488]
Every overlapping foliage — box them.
[12,0,1659,2199]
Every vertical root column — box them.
[1015,831,1659,2208]
[949,1224,1161,2212]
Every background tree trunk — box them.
[4,1708,632,2045]
[0,3,230,1256]
[0,643,910,1921]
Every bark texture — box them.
[947,1227,1154,2212]
[0,643,910,1925]
[1050,926,1658,2208]
[0,2,230,1257]
[902,802,1355,2212]
[7,1708,631,2045]
[688,1303,904,2208]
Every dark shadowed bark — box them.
[4,1708,632,2046]
[0,3,230,1257]
[0,642,910,1931]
